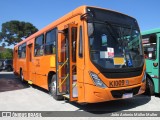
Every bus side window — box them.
[45,28,56,55]
[18,46,22,58]
[143,34,157,59]
[18,43,26,58]
[21,43,26,58]
[71,27,77,62]
[79,26,83,58]
[35,34,44,56]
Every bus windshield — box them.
[88,22,144,69]
[87,8,144,69]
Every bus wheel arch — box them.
[145,73,154,96]
[48,71,55,90]
[48,71,63,100]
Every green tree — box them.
[0,20,38,46]
[0,48,13,59]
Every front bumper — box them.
[82,82,146,103]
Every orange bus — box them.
[13,6,146,103]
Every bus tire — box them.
[49,75,63,100]
[145,77,154,96]
[20,69,24,82]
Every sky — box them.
[0,0,160,48]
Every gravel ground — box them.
[0,72,160,119]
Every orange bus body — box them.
[13,6,146,103]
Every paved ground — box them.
[0,72,160,119]
[0,72,28,92]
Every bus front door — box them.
[56,24,78,101]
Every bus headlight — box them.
[142,72,146,83]
[89,71,107,88]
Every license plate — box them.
[122,93,133,98]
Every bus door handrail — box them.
[56,58,68,72]
[57,74,69,88]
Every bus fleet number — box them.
[109,80,125,87]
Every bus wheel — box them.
[145,77,154,96]
[20,69,24,82]
[49,75,63,100]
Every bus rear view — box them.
[80,7,146,103]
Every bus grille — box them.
[111,86,140,98]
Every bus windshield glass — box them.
[87,8,144,69]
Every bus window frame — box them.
[79,26,83,58]
[21,43,27,58]
[18,45,22,58]
[71,27,77,62]
[143,34,157,60]
[44,28,57,55]
[34,34,45,57]
[18,43,27,59]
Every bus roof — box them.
[14,5,136,48]
[141,28,160,35]
[14,5,87,48]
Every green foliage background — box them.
[0,20,38,46]
[0,49,13,59]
